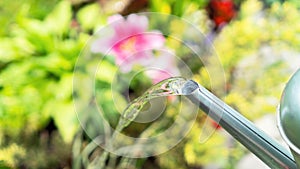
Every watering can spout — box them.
[182,80,298,168]
[181,80,199,95]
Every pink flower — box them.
[91,14,165,72]
[145,49,180,84]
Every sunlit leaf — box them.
[77,3,105,31]
[45,0,72,35]
[51,101,78,143]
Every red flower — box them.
[207,0,237,29]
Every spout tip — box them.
[181,80,199,95]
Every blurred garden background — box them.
[1,0,300,168]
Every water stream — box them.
[96,77,199,169]
[115,77,198,132]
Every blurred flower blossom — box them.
[91,14,165,73]
[91,14,180,84]
[145,49,180,84]
[207,0,236,30]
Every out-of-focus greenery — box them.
[0,1,104,168]
[1,0,300,168]
[198,0,300,119]
[193,1,300,167]
[0,0,60,36]
[0,0,81,140]
[149,0,209,16]
[263,0,300,8]
[188,0,300,168]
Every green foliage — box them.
[184,124,229,167]
[0,0,84,142]
[149,0,209,16]
[263,0,300,8]
[0,0,105,167]
[44,1,72,35]
[0,144,25,168]
[191,0,300,167]
[210,0,300,119]
[0,161,12,169]
[0,0,60,36]
[76,3,106,32]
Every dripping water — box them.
[116,77,199,132]
[98,77,199,168]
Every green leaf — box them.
[56,39,80,60]
[77,3,105,31]
[51,101,78,143]
[95,60,117,84]
[14,18,54,53]
[54,73,73,101]
[96,89,126,127]
[32,53,73,75]
[0,38,30,62]
[0,160,12,169]
[45,0,72,35]
[173,1,184,16]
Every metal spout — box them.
[183,80,297,169]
